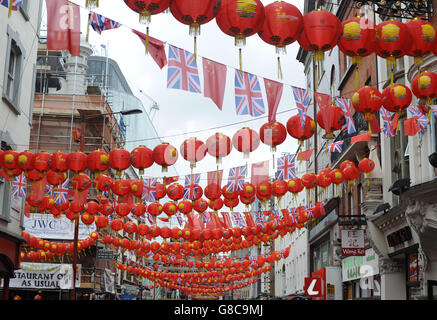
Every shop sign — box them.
[341,229,365,256]
[8,262,81,289]
[342,248,379,282]
[97,248,114,261]
[24,213,95,240]
[304,277,322,298]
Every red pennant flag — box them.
[163,176,179,185]
[264,79,283,122]
[204,212,217,229]
[24,201,31,218]
[0,169,10,181]
[369,114,381,134]
[132,29,167,69]
[314,92,332,135]
[45,0,81,56]
[221,212,233,229]
[297,149,313,162]
[251,161,269,186]
[207,170,223,189]
[351,132,371,144]
[243,212,256,228]
[203,58,227,111]
[404,118,420,136]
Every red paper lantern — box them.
[66,151,87,174]
[256,180,272,202]
[205,183,222,200]
[131,145,154,175]
[109,148,131,177]
[352,86,382,130]
[17,151,34,173]
[406,18,436,66]
[132,203,147,217]
[240,182,255,198]
[286,114,316,146]
[163,201,178,217]
[130,179,144,198]
[224,197,239,211]
[71,173,92,191]
[298,9,342,62]
[153,143,178,172]
[81,212,95,225]
[375,20,412,69]
[338,16,377,66]
[301,173,317,190]
[330,169,345,185]
[232,127,260,159]
[148,202,163,217]
[259,121,287,152]
[95,174,113,193]
[170,0,220,38]
[33,151,51,173]
[206,133,232,164]
[208,197,223,211]
[124,221,138,235]
[317,172,332,190]
[381,83,412,115]
[271,180,287,199]
[50,151,68,172]
[115,203,132,218]
[155,182,167,201]
[193,198,208,213]
[215,0,265,47]
[180,137,207,169]
[95,215,109,229]
[358,158,375,177]
[87,149,109,176]
[85,200,99,215]
[316,105,345,139]
[167,183,184,201]
[288,178,304,195]
[123,0,170,24]
[342,163,359,191]
[178,200,193,215]
[258,1,303,54]
[411,71,437,106]
[111,178,131,196]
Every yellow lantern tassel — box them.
[368,121,372,135]
[86,13,91,43]
[314,62,319,91]
[86,0,99,9]
[145,27,149,55]
[355,66,359,91]
[277,57,283,80]
[239,48,243,72]
[8,0,12,17]
[194,36,197,64]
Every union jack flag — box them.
[254,211,265,227]
[291,86,311,131]
[336,97,357,134]
[54,178,69,204]
[226,166,246,192]
[276,154,296,181]
[183,173,201,200]
[1,0,22,10]
[250,256,257,268]
[234,70,265,117]
[90,12,121,35]
[289,208,298,224]
[176,212,184,227]
[408,105,429,134]
[232,212,246,228]
[11,173,26,198]
[271,210,281,226]
[146,213,155,225]
[167,45,201,93]
[305,205,314,219]
[45,184,54,197]
[142,178,157,202]
[380,107,396,138]
[431,105,437,117]
[323,140,344,153]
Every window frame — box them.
[2,25,26,115]
[0,175,12,223]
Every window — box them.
[0,175,11,222]
[3,26,25,114]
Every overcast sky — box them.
[42,0,307,184]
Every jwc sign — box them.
[8,263,81,289]
[341,230,365,256]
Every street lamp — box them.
[70,108,142,301]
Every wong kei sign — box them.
[24,213,96,240]
[7,263,81,290]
